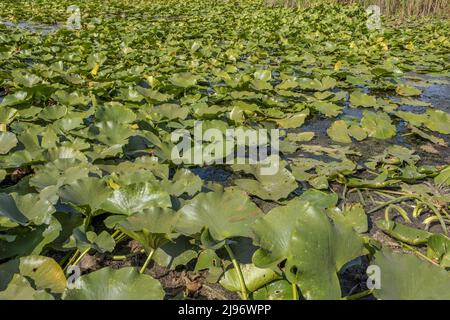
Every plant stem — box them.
[292,283,299,300]
[367,196,414,214]
[111,249,145,261]
[402,243,440,266]
[139,248,156,274]
[343,289,373,300]
[63,249,80,271]
[111,230,121,239]
[72,248,90,267]
[84,213,92,229]
[224,244,249,300]
[421,201,448,235]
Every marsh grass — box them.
[268,0,450,17]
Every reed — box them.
[268,0,450,17]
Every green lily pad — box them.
[177,187,263,240]
[376,220,431,245]
[19,255,67,293]
[0,132,18,154]
[435,165,450,186]
[101,183,171,216]
[220,263,281,293]
[371,248,450,300]
[361,111,396,139]
[63,267,165,300]
[396,84,421,97]
[169,72,198,88]
[59,177,112,213]
[285,204,365,300]
[252,199,310,268]
[252,280,294,300]
[0,274,54,300]
[350,92,377,108]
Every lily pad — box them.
[63,267,165,300]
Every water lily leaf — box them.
[12,193,55,225]
[254,70,272,81]
[396,84,421,97]
[327,120,351,143]
[312,101,342,117]
[285,132,314,142]
[252,199,310,268]
[59,177,112,213]
[348,124,367,141]
[361,111,396,139]
[152,236,197,270]
[0,217,62,259]
[12,70,42,88]
[87,231,116,253]
[101,183,171,216]
[63,267,165,300]
[350,92,377,108]
[0,274,54,300]
[19,256,66,293]
[329,203,368,233]
[0,132,18,154]
[0,91,29,107]
[285,204,365,300]
[92,121,134,146]
[427,234,450,267]
[0,193,28,225]
[375,220,431,245]
[52,90,89,106]
[274,110,309,128]
[435,165,450,186]
[95,104,136,123]
[153,104,189,120]
[117,87,145,102]
[298,189,338,209]
[425,109,450,134]
[251,79,272,91]
[117,208,179,252]
[177,187,263,240]
[395,111,427,127]
[276,80,298,90]
[252,280,294,300]
[164,168,203,196]
[234,165,297,201]
[220,263,280,293]
[169,72,198,88]
[371,248,450,300]
[409,125,446,146]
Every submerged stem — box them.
[402,243,440,266]
[63,249,80,271]
[224,244,249,300]
[72,248,91,267]
[292,283,298,300]
[367,196,415,214]
[343,289,373,300]
[139,248,156,274]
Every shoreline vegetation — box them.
[268,0,450,18]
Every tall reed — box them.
[269,0,450,17]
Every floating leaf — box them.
[63,267,165,300]
[371,248,450,300]
[177,187,263,240]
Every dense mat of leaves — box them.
[0,0,449,300]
